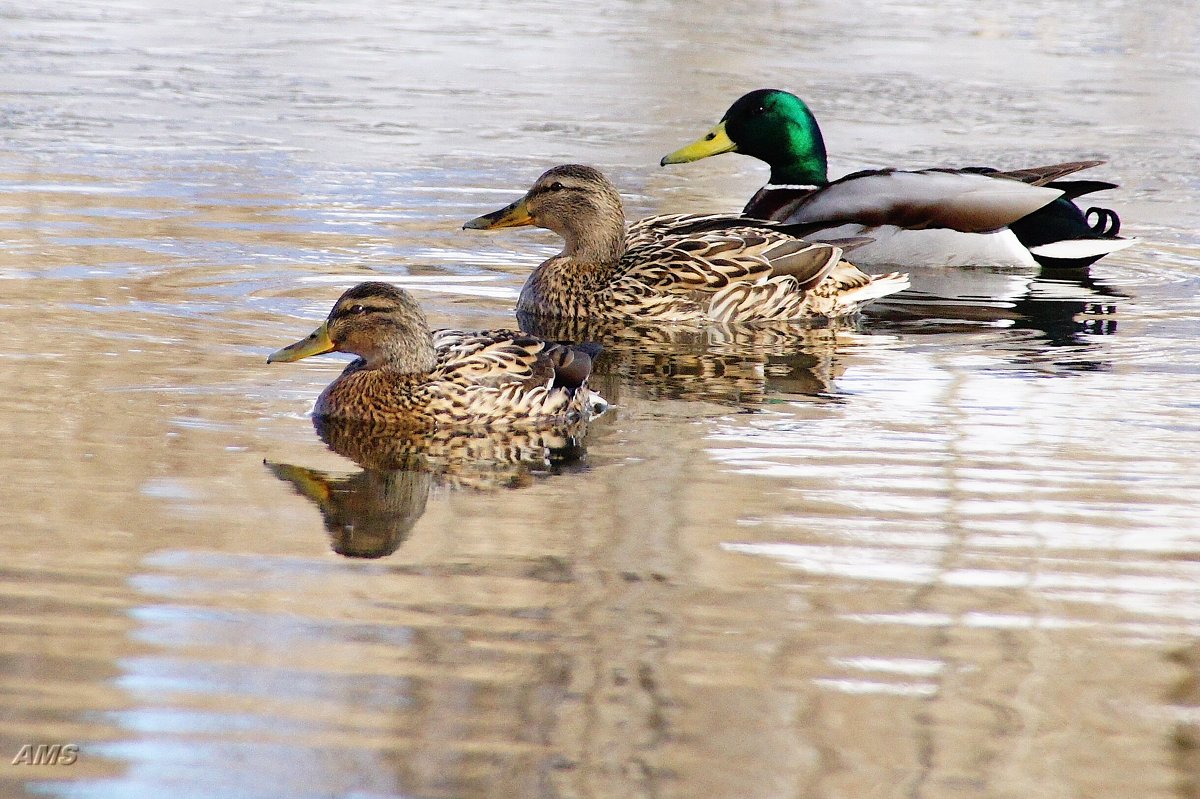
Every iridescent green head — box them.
[661,89,829,186]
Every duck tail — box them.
[1010,196,1136,269]
[584,390,610,418]
[833,272,910,313]
[1048,179,1119,202]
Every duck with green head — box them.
[662,89,1134,269]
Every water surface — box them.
[3,1,1200,797]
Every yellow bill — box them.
[264,461,333,504]
[660,120,738,165]
[463,196,534,230]
[267,322,335,363]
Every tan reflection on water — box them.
[4,0,1200,798]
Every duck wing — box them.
[433,330,595,391]
[537,341,602,390]
[783,168,1065,233]
[623,230,844,294]
[627,212,794,249]
[961,161,1119,201]
[979,160,1105,186]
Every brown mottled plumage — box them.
[267,282,607,427]
[464,164,908,323]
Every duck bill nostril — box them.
[267,322,335,363]
[464,197,535,230]
[660,120,738,165]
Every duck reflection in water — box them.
[267,459,429,559]
[268,416,593,559]
[866,264,1127,372]
[517,313,873,407]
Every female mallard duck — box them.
[267,282,607,427]
[661,88,1134,269]
[463,164,908,323]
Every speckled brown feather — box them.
[275,283,606,428]
[314,335,603,428]
[472,165,908,324]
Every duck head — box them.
[464,164,626,261]
[268,282,437,373]
[661,89,829,186]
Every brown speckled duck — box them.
[268,282,607,428]
[463,164,908,324]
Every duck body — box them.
[268,283,606,428]
[661,89,1134,269]
[464,164,908,324]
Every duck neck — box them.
[519,222,626,317]
[554,215,628,281]
[770,158,827,187]
[364,331,436,374]
[562,219,626,269]
[765,113,829,187]
[766,134,829,186]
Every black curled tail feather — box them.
[1009,197,1121,250]
[1086,207,1121,237]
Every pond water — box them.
[3,1,1200,797]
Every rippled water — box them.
[4,1,1200,797]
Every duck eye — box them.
[349,304,366,315]
[549,181,564,192]
[751,105,767,116]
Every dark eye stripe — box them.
[334,303,387,318]
[536,181,572,195]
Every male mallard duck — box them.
[267,282,607,427]
[463,164,908,323]
[661,89,1135,269]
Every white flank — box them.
[808,224,1039,268]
